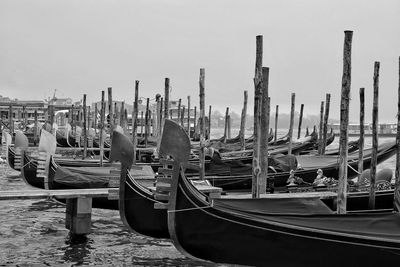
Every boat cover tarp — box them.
[54,166,112,188]
[53,165,156,188]
[214,197,334,215]
[296,141,394,169]
[213,196,400,242]
[206,153,297,176]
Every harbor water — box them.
[0,130,397,266]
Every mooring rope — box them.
[347,163,360,175]
[20,159,34,169]
[167,205,211,213]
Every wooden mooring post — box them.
[274,105,279,143]
[288,93,295,155]
[132,81,139,162]
[337,30,353,214]
[358,88,365,182]
[223,107,229,143]
[240,91,248,150]
[33,110,38,146]
[177,99,181,124]
[108,87,113,137]
[187,96,191,135]
[321,93,331,154]
[181,106,185,128]
[199,69,206,180]
[260,67,270,194]
[145,98,150,147]
[9,104,13,134]
[99,91,106,167]
[208,105,212,140]
[297,104,304,139]
[369,61,380,209]
[252,35,263,198]
[318,101,325,154]
[82,94,88,159]
[395,56,400,211]
[164,78,170,131]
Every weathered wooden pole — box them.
[114,102,118,126]
[49,104,55,134]
[132,81,139,164]
[337,30,353,214]
[395,56,400,212]
[108,87,113,136]
[223,107,229,143]
[154,94,161,138]
[23,106,27,128]
[318,101,325,154]
[252,35,263,198]
[99,91,106,167]
[227,115,231,139]
[148,110,152,137]
[187,96,191,135]
[124,109,128,134]
[71,104,75,130]
[358,88,365,182]
[33,109,38,145]
[288,93,295,155]
[140,111,144,136]
[94,103,98,134]
[369,61,380,210]
[239,91,248,150]
[181,106,185,127]
[164,78,170,130]
[260,67,270,194]
[199,68,206,180]
[144,98,150,147]
[321,93,331,154]
[120,101,125,127]
[17,107,21,124]
[159,97,163,138]
[208,105,212,140]
[297,104,304,139]
[8,104,13,133]
[82,94,87,159]
[193,106,197,137]
[274,105,279,143]
[177,98,181,123]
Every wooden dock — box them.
[0,188,118,235]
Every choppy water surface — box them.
[0,130,397,266]
[0,165,216,266]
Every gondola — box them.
[116,121,397,242]
[206,139,396,190]
[157,120,400,266]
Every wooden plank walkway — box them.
[0,188,111,200]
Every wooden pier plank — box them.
[0,188,110,200]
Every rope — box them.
[20,159,34,169]
[347,163,360,175]
[167,205,211,213]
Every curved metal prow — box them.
[159,119,191,164]
[38,129,56,155]
[109,130,134,169]
[15,130,29,150]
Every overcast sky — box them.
[1,0,399,123]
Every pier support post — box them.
[66,197,93,235]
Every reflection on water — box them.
[0,134,397,265]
